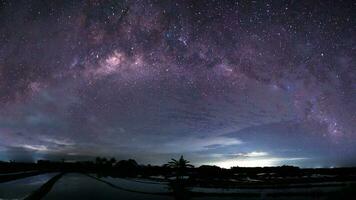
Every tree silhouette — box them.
[95,157,104,165]
[166,156,193,200]
[166,155,193,180]
[101,157,108,165]
[109,157,116,166]
[95,157,110,167]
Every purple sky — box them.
[0,0,355,168]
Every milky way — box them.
[0,0,355,167]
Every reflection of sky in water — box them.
[192,185,346,194]
[0,173,58,199]
[0,173,348,200]
[44,173,172,200]
[102,177,169,193]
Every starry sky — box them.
[0,0,355,168]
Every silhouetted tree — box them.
[95,157,102,165]
[102,157,108,165]
[198,165,222,179]
[109,157,116,166]
[114,159,139,177]
[165,156,193,200]
[166,155,193,180]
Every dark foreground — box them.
[1,160,356,199]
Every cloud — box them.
[236,151,269,157]
[40,137,75,146]
[201,151,270,162]
[22,144,48,152]
[157,136,243,153]
[209,157,308,168]
[195,150,308,168]
[0,146,36,162]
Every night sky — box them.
[0,0,355,168]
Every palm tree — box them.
[166,155,193,200]
[166,155,193,180]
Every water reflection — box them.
[43,173,173,200]
[168,180,191,200]
[0,173,57,199]
[1,173,353,200]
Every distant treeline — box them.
[1,158,356,180]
